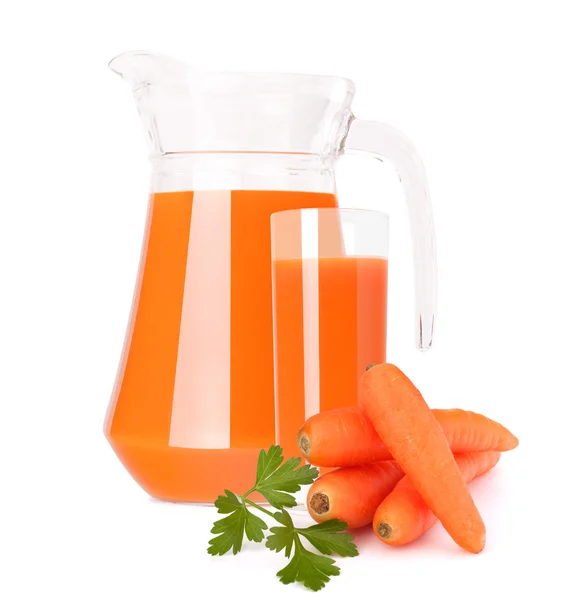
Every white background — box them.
[1,1,568,598]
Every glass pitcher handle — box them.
[344,119,437,350]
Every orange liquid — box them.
[104,190,337,502]
[273,257,388,458]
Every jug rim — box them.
[109,50,356,96]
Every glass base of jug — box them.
[287,504,308,515]
[107,434,268,503]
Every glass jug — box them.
[104,51,437,502]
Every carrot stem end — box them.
[377,522,393,539]
[298,434,311,456]
[309,492,330,515]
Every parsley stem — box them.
[242,486,257,498]
[244,498,277,518]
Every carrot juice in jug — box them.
[105,190,337,501]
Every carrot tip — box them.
[297,434,311,457]
[309,492,330,515]
[377,522,393,540]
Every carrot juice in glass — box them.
[271,209,389,460]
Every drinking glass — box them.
[271,208,389,464]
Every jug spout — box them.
[108,51,200,88]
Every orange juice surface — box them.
[273,256,388,458]
[104,190,337,502]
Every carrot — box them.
[360,363,486,553]
[374,451,501,546]
[298,406,518,467]
[306,461,404,529]
[298,406,386,467]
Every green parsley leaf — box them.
[255,446,286,484]
[276,534,340,592]
[208,506,247,556]
[297,519,359,557]
[244,511,267,543]
[213,489,242,514]
[255,450,319,509]
[207,490,268,556]
[208,446,357,591]
[265,510,295,557]
[266,510,357,590]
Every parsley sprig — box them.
[208,445,358,591]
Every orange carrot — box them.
[306,461,404,529]
[374,451,501,546]
[298,406,518,467]
[298,406,385,467]
[360,363,486,553]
